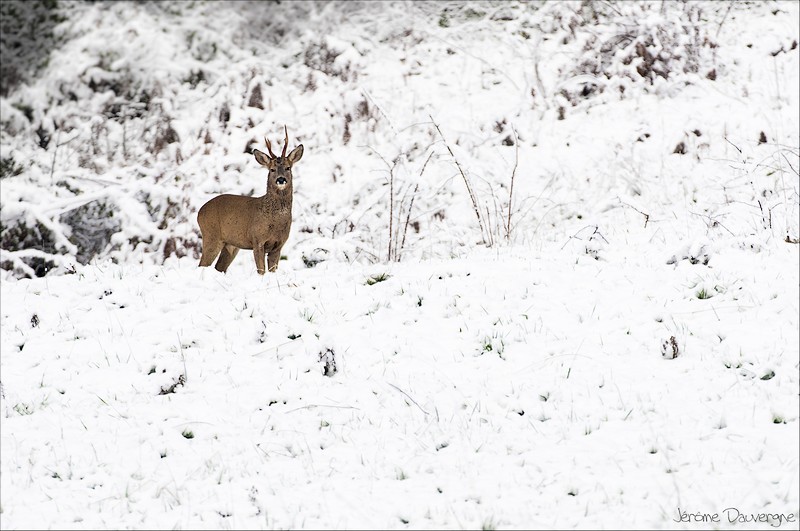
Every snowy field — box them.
[1,1,798,529]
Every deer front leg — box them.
[253,243,267,275]
[267,244,283,272]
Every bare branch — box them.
[430,115,486,244]
[388,160,394,262]
[619,199,651,228]
[781,152,799,177]
[715,1,734,39]
[506,126,519,240]
[724,136,742,155]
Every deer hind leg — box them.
[199,238,224,268]
[215,245,240,273]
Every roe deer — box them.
[197,126,303,275]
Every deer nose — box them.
[276,177,287,185]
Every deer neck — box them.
[261,185,293,214]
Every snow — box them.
[1,1,798,529]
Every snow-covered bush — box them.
[546,1,723,111]
[0,0,67,97]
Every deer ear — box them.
[253,149,271,167]
[288,144,304,164]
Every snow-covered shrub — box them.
[0,0,67,97]
[59,200,120,265]
[0,218,57,276]
[551,1,722,108]
[0,155,24,179]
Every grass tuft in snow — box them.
[366,273,390,285]
[13,403,33,416]
[159,374,186,395]
[696,287,712,299]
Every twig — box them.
[512,174,557,236]
[598,0,623,17]
[689,210,736,236]
[388,383,429,415]
[506,126,519,240]
[361,88,397,135]
[560,224,598,250]
[724,136,742,155]
[531,38,549,111]
[485,204,494,247]
[781,152,799,177]
[354,244,380,262]
[177,333,188,383]
[365,145,400,262]
[399,184,419,260]
[430,115,487,244]
[393,186,406,261]
[388,161,394,262]
[49,130,61,185]
[620,199,650,228]
[396,152,431,260]
[715,2,734,39]
[49,129,80,184]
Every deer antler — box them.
[281,125,289,158]
[264,136,276,159]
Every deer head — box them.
[252,126,304,192]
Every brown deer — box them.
[197,126,303,275]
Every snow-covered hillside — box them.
[1,1,798,529]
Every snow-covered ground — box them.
[1,1,798,529]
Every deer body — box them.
[198,127,303,274]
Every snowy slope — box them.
[1,1,799,529]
